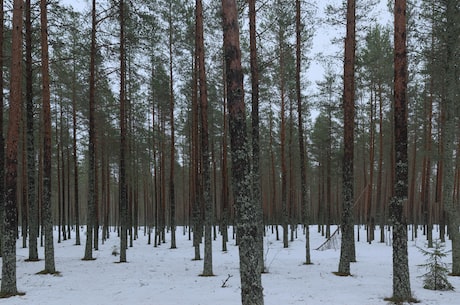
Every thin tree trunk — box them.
[221,85,229,252]
[389,0,412,300]
[40,0,56,274]
[66,125,71,240]
[296,0,311,265]
[338,0,356,276]
[0,0,4,259]
[377,83,385,243]
[248,0,264,273]
[119,0,128,263]
[83,0,97,261]
[60,105,67,241]
[25,0,38,260]
[367,89,375,244]
[168,1,176,250]
[94,129,99,250]
[269,105,277,240]
[421,84,433,247]
[279,33,288,249]
[222,0,263,303]
[197,0,213,276]
[436,122,445,242]
[1,0,23,295]
[72,56,81,246]
[56,106,62,243]
[288,92,294,243]
[191,54,202,260]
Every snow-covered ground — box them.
[3,225,459,305]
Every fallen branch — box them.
[221,274,233,288]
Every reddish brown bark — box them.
[1,0,23,295]
[222,0,263,303]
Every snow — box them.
[3,226,459,305]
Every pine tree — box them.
[119,0,128,263]
[196,0,213,277]
[388,0,413,301]
[83,0,97,261]
[418,240,454,291]
[0,0,5,259]
[338,0,356,276]
[25,0,38,262]
[222,0,264,303]
[1,0,23,297]
[40,0,56,275]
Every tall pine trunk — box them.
[168,1,176,250]
[40,0,56,274]
[72,57,81,246]
[221,88,229,252]
[248,0,264,273]
[196,0,213,276]
[279,29,288,249]
[442,0,460,276]
[83,0,97,261]
[25,0,38,261]
[191,55,202,260]
[389,0,412,300]
[0,0,4,260]
[222,0,263,303]
[1,0,23,296]
[119,0,128,263]
[338,0,356,276]
[296,0,311,265]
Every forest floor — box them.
[3,225,459,305]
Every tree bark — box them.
[442,0,460,276]
[248,0,264,273]
[1,0,23,295]
[196,0,213,276]
[222,0,264,303]
[338,0,356,276]
[168,0,177,250]
[119,0,128,263]
[25,0,38,261]
[221,86,229,252]
[40,0,56,274]
[72,55,81,246]
[279,28,288,249]
[191,53,202,260]
[390,0,412,300]
[0,0,4,259]
[83,0,97,261]
[296,0,311,265]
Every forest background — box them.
[0,0,459,301]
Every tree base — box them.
[24,258,40,262]
[36,270,61,276]
[333,271,351,277]
[384,296,420,304]
[0,291,25,298]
